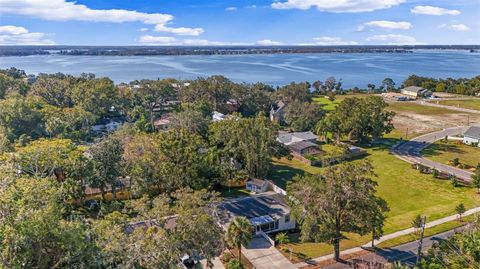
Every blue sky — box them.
[0,0,478,45]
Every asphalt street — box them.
[392,125,477,182]
[323,226,468,269]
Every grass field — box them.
[388,102,461,115]
[313,93,375,111]
[269,138,480,260]
[433,99,480,111]
[422,140,480,170]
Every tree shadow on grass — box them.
[268,164,305,189]
[421,142,467,158]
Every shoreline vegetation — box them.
[1,45,480,57]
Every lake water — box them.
[1,50,479,88]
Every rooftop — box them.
[464,126,480,139]
[401,86,426,93]
[288,140,319,153]
[277,131,318,145]
[217,193,290,226]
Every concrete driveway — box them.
[242,236,296,269]
[392,125,477,182]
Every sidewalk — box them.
[294,206,480,267]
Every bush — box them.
[222,251,233,263]
[227,260,245,269]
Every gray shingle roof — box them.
[464,126,480,140]
[288,141,319,153]
[277,131,317,144]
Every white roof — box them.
[212,111,226,122]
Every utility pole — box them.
[416,216,427,265]
[405,128,409,140]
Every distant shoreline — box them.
[1,45,479,57]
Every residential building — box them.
[270,100,286,123]
[400,86,432,98]
[245,178,269,193]
[217,193,295,235]
[463,126,480,146]
[277,131,318,145]
[154,114,172,131]
[91,117,124,135]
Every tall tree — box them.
[472,164,480,194]
[124,130,212,195]
[0,177,98,268]
[287,160,388,261]
[275,82,312,103]
[89,135,124,200]
[381,78,396,92]
[209,113,287,178]
[72,77,120,120]
[0,96,44,141]
[180,76,233,112]
[226,217,253,263]
[284,100,325,132]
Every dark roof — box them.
[277,131,317,144]
[464,126,480,139]
[217,194,290,225]
[246,178,268,187]
[288,141,319,153]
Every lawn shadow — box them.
[268,163,306,189]
[421,142,467,158]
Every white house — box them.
[245,178,269,193]
[463,126,480,146]
[217,193,295,235]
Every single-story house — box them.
[463,126,480,146]
[246,178,269,193]
[270,101,286,123]
[154,114,172,131]
[217,193,295,235]
[288,140,321,156]
[212,111,226,122]
[400,86,432,98]
[277,131,320,157]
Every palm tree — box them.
[225,217,253,263]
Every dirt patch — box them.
[390,106,480,138]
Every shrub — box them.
[227,260,245,269]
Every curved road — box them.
[392,125,478,182]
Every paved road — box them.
[322,226,469,269]
[392,125,477,182]
[294,206,480,268]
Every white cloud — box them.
[256,39,283,45]
[154,25,204,36]
[226,7,237,11]
[411,6,460,16]
[366,34,417,44]
[448,24,470,31]
[308,36,358,45]
[138,35,249,46]
[0,25,55,45]
[0,25,29,35]
[0,0,203,36]
[438,23,470,31]
[138,28,149,32]
[271,0,405,13]
[358,20,412,31]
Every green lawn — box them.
[433,99,480,111]
[269,138,480,260]
[313,93,375,111]
[388,102,462,116]
[422,140,480,170]
[218,186,251,199]
[378,214,478,249]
